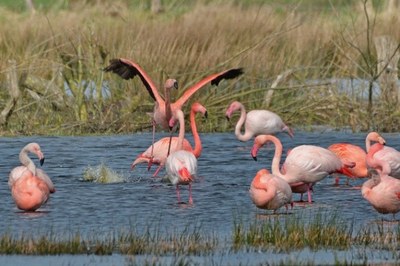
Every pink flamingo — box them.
[131,102,207,176]
[8,143,55,211]
[362,143,400,220]
[249,168,292,213]
[368,139,400,179]
[104,58,243,158]
[251,135,354,203]
[328,132,386,186]
[165,108,198,204]
[225,101,293,142]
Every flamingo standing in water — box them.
[328,132,386,186]
[251,135,354,203]
[131,102,207,176]
[8,143,55,211]
[104,58,243,159]
[362,143,400,220]
[249,168,292,213]
[165,108,198,204]
[225,101,293,142]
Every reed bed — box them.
[0,0,399,135]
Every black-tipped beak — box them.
[225,116,230,121]
[204,111,208,119]
[40,158,45,166]
[252,156,257,161]
[174,81,178,89]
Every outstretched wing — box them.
[174,68,244,108]
[104,58,162,103]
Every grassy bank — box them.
[0,0,399,135]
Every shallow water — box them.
[1,130,400,265]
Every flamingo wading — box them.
[9,143,55,211]
[225,101,293,142]
[131,102,207,176]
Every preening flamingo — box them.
[362,143,400,220]
[368,138,400,179]
[131,102,207,176]
[225,101,293,142]
[251,135,353,203]
[249,169,292,213]
[9,143,55,211]
[328,131,386,186]
[165,108,198,204]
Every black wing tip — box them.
[103,58,138,80]
[211,67,244,86]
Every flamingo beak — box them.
[252,156,257,161]
[40,157,45,166]
[204,111,208,119]
[225,115,230,121]
[173,81,178,90]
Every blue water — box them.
[1,131,400,265]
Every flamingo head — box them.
[367,132,386,145]
[192,102,208,119]
[251,144,260,161]
[165,79,178,90]
[225,101,241,121]
[26,142,45,166]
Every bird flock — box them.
[8,58,400,222]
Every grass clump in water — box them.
[233,210,354,252]
[83,163,126,183]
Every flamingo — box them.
[165,108,198,204]
[251,135,354,203]
[225,101,293,142]
[362,143,400,220]
[131,102,207,176]
[104,58,243,159]
[328,131,386,186]
[8,143,55,211]
[249,168,292,213]
[368,138,400,179]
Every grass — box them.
[1,211,399,260]
[0,1,399,135]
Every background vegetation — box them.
[0,0,399,135]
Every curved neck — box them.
[190,108,202,157]
[367,143,390,175]
[19,147,36,175]
[234,103,252,141]
[269,137,285,179]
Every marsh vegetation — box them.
[0,0,399,135]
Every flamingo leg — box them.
[188,183,193,205]
[152,165,163,177]
[148,119,156,169]
[176,184,181,203]
[307,184,313,203]
[167,130,173,156]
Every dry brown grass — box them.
[0,1,399,134]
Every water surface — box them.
[1,131,399,264]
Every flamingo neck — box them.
[164,86,172,123]
[367,143,390,175]
[175,110,185,150]
[19,147,36,175]
[270,138,285,179]
[234,103,252,141]
[190,108,202,158]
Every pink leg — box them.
[334,175,340,186]
[188,183,193,204]
[176,185,181,203]
[149,119,156,162]
[307,184,313,203]
[152,165,163,177]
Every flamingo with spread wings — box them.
[131,102,207,176]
